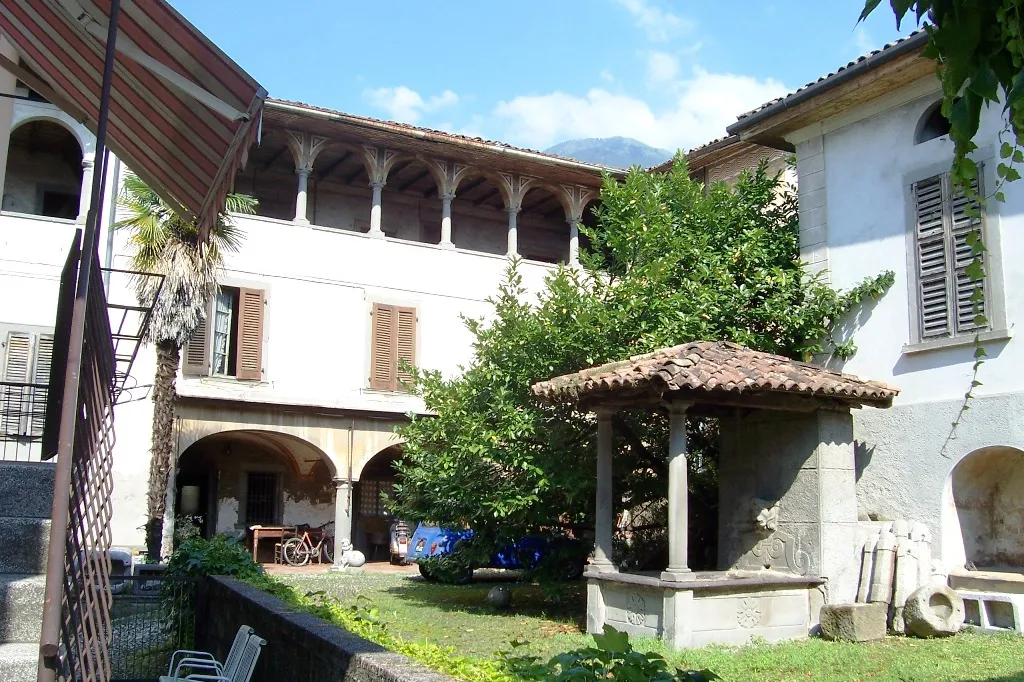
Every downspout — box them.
[102,154,121,288]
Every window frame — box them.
[182,278,270,381]
[903,153,1009,353]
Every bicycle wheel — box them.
[320,536,334,564]
[282,537,310,567]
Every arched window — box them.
[915,102,951,144]
[2,119,83,218]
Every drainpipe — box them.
[102,154,121,289]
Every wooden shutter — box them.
[1,332,31,435]
[370,303,396,390]
[914,176,950,339]
[235,288,265,380]
[183,298,212,376]
[950,173,986,334]
[396,306,416,391]
[31,335,53,436]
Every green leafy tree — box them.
[115,173,256,560]
[391,158,892,554]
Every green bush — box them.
[166,535,264,580]
[504,626,718,681]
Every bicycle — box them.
[281,521,334,566]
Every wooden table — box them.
[249,525,295,563]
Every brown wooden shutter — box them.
[914,176,950,339]
[370,303,396,390]
[235,288,265,380]
[183,297,213,376]
[396,306,416,391]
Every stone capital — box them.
[666,400,694,415]
[332,477,351,489]
[286,131,331,173]
[594,406,618,420]
[369,179,386,191]
[440,191,456,203]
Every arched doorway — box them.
[949,446,1024,570]
[2,118,83,218]
[354,444,403,561]
[175,429,336,562]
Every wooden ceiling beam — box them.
[473,187,501,207]
[260,145,289,172]
[397,168,430,192]
[316,150,353,181]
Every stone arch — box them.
[352,443,404,560]
[11,103,95,155]
[175,428,338,545]
[3,115,86,219]
[942,446,1024,570]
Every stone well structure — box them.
[532,341,899,648]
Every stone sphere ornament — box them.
[345,549,366,568]
[487,585,512,610]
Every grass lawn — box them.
[278,571,1024,682]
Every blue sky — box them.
[171,0,916,153]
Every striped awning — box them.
[0,0,267,239]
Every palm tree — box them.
[115,173,257,560]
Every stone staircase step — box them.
[0,519,50,575]
[0,576,45,643]
[0,463,54,520]
[0,643,38,682]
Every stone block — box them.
[904,584,965,638]
[0,643,39,682]
[0,463,55,519]
[819,603,887,642]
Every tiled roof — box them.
[531,341,898,408]
[731,29,929,126]
[266,98,625,173]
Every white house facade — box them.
[729,32,1024,589]
[0,60,608,560]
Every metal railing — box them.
[40,232,118,682]
[0,380,48,461]
[109,575,200,682]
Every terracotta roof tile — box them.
[531,341,898,408]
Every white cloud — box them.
[614,0,693,42]
[850,26,875,57]
[363,86,459,124]
[599,69,616,84]
[491,68,789,153]
[647,51,680,84]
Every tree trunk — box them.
[145,341,180,561]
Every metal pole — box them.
[39,1,121,678]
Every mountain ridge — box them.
[544,136,673,169]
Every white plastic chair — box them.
[162,625,253,681]
[174,634,266,682]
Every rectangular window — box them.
[369,303,416,392]
[912,171,987,340]
[183,286,264,379]
[245,472,279,526]
[0,330,52,437]
[359,479,393,517]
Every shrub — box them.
[165,535,264,580]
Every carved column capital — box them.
[427,158,473,200]
[363,145,401,186]
[498,173,535,211]
[561,184,596,223]
[286,131,331,174]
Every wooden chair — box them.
[161,626,261,682]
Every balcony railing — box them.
[0,380,48,462]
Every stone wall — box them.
[718,408,861,602]
[198,577,455,682]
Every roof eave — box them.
[726,30,931,144]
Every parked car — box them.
[408,523,587,583]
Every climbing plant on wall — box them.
[390,158,893,554]
[860,1,1023,430]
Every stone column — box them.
[285,131,330,226]
[568,218,581,267]
[0,37,17,200]
[440,192,455,248]
[369,181,385,237]
[506,205,520,257]
[294,166,311,224]
[76,153,96,224]
[663,401,692,580]
[590,408,615,572]
[331,477,353,570]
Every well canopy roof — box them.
[1,0,267,238]
[531,341,898,410]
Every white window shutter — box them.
[1,332,32,436]
[914,177,951,339]
[31,335,53,436]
